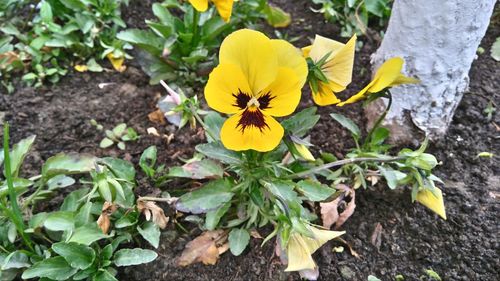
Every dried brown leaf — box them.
[320,185,356,229]
[177,230,228,266]
[370,223,383,250]
[148,109,166,125]
[137,200,169,229]
[97,202,117,234]
[250,229,263,239]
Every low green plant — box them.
[95,122,139,150]
[310,0,392,37]
[0,0,130,92]
[0,124,161,280]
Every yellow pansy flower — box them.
[285,225,345,272]
[337,57,419,106]
[188,0,234,22]
[205,29,307,152]
[303,35,357,106]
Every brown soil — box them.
[1,1,498,280]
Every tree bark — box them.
[367,0,496,144]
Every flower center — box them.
[231,90,276,133]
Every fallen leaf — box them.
[106,53,126,72]
[148,109,166,125]
[137,200,169,229]
[177,230,228,266]
[0,51,20,66]
[320,185,356,229]
[370,223,383,250]
[336,237,360,258]
[97,202,117,234]
[250,229,263,239]
[147,127,160,136]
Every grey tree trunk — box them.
[366,0,496,143]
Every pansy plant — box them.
[155,29,446,279]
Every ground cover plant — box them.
[1,0,499,280]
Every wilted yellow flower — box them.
[285,225,344,272]
[416,187,447,220]
[188,0,234,22]
[303,35,356,106]
[205,29,307,152]
[337,57,419,106]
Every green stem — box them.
[192,9,200,47]
[2,123,34,251]
[363,92,393,148]
[287,156,407,179]
[191,106,218,141]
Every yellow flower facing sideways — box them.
[337,57,419,106]
[188,0,234,22]
[303,34,356,106]
[285,225,345,272]
[205,29,308,152]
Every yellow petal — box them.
[74,64,88,72]
[391,74,420,86]
[220,111,283,152]
[302,45,312,58]
[211,0,234,22]
[311,81,342,106]
[205,63,252,114]
[416,187,447,220]
[322,35,356,88]
[294,143,315,161]
[219,29,278,95]
[308,35,346,63]
[272,39,308,87]
[285,233,317,272]
[285,226,345,272]
[336,81,373,106]
[189,0,208,11]
[259,67,301,117]
[369,57,404,93]
[106,53,126,72]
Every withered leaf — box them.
[370,223,383,250]
[320,185,356,229]
[177,230,228,266]
[137,200,169,229]
[148,109,166,125]
[97,202,117,234]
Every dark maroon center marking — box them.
[231,90,275,133]
[237,109,269,133]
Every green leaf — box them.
[116,29,163,56]
[3,135,35,178]
[205,202,230,230]
[379,166,406,190]
[40,1,53,22]
[170,159,224,179]
[139,146,157,177]
[296,180,335,201]
[52,242,96,270]
[137,222,160,248]
[282,107,320,137]
[44,211,74,231]
[115,211,138,228]
[364,0,388,17]
[152,3,173,24]
[330,113,361,139]
[21,256,77,281]
[1,251,30,270]
[100,157,136,182]
[368,275,382,281]
[263,4,291,28]
[228,228,250,256]
[261,180,298,202]
[68,223,111,245]
[203,111,225,142]
[47,174,76,190]
[113,248,157,267]
[42,153,96,178]
[60,188,88,212]
[176,179,233,214]
[93,269,118,281]
[491,37,500,61]
[100,138,114,148]
[112,123,127,136]
[195,142,241,164]
[410,153,438,170]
